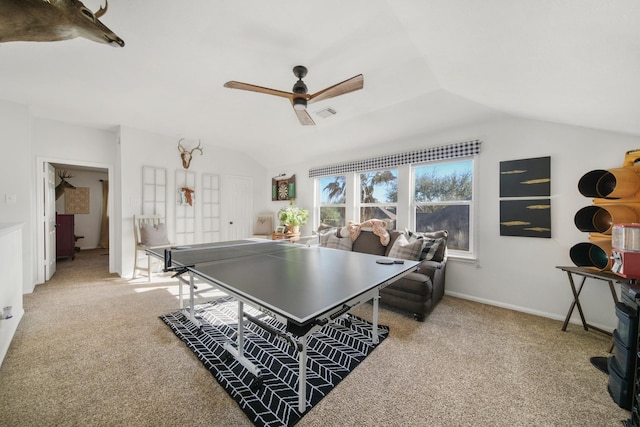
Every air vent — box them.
[315,108,337,119]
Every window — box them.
[318,175,346,227]
[413,159,473,253]
[310,140,481,259]
[359,169,398,229]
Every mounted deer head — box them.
[178,139,203,169]
[0,0,124,47]
[55,170,75,200]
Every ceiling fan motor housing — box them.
[292,80,307,94]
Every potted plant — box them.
[277,200,309,233]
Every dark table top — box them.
[556,265,633,283]
[151,240,419,326]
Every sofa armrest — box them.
[415,258,444,277]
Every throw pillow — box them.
[326,234,353,251]
[139,222,170,246]
[404,229,448,262]
[421,237,445,261]
[336,226,350,238]
[387,235,423,261]
[318,231,334,247]
[254,215,272,235]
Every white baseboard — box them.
[444,291,615,334]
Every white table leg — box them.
[224,300,261,377]
[298,338,307,413]
[372,292,380,345]
[188,272,197,324]
[237,301,245,356]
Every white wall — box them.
[32,118,117,165]
[0,224,23,367]
[0,100,33,291]
[270,116,640,331]
[117,126,268,277]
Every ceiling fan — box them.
[224,66,364,126]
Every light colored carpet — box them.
[0,249,630,426]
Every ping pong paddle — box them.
[376,258,405,265]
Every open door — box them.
[44,163,56,280]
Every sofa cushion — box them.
[387,235,423,261]
[325,234,353,251]
[351,230,388,256]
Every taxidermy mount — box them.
[0,0,124,46]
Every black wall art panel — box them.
[499,156,551,238]
[500,199,551,238]
[500,156,551,197]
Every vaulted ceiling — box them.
[1,0,638,166]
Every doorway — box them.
[36,158,114,284]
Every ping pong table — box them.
[149,239,418,413]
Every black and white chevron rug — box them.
[160,296,388,427]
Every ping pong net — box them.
[163,239,293,272]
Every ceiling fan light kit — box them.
[293,98,307,111]
[224,66,363,126]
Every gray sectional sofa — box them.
[319,227,448,321]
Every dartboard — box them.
[278,181,289,200]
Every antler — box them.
[178,139,203,155]
[191,140,203,155]
[58,170,73,180]
[94,0,108,18]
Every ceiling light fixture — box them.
[293,98,307,111]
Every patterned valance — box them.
[308,139,482,178]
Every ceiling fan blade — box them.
[308,74,364,104]
[293,108,315,126]
[224,81,294,100]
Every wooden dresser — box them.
[56,214,75,260]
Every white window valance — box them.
[308,139,482,178]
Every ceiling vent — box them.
[316,108,337,119]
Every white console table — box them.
[0,223,23,366]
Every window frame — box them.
[356,168,399,228]
[411,157,476,259]
[316,175,348,229]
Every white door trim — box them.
[35,156,115,284]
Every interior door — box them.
[45,163,56,280]
[222,176,253,241]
